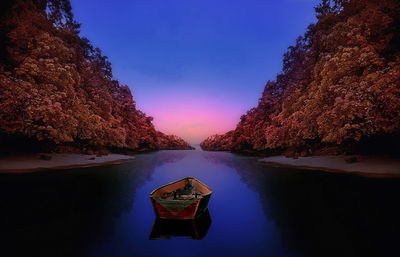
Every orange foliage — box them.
[201,0,400,156]
[157,132,195,150]
[0,0,192,153]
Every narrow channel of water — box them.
[0,150,399,257]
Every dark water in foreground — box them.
[0,150,399,257]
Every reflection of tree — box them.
[0,151,185,257]
[204,152,400,257]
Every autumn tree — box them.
[0,0,193,154]
[201,0,400,156]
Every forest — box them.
[0,0,194,154]
[201,0,400,157]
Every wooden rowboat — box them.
[150,177,212,219]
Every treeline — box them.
[201,0,400,157]
[0,0,193,154]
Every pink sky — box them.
[141,91,247,144]
[71,0,319,145]
[127,73,262,144]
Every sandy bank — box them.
[259,156,400,178]
[0,153,135,173]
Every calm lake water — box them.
[0,149,399,257]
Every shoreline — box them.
[0,153,135,173]
[259,155,400,178]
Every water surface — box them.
[0,150,399,257]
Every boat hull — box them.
[151,194,211,219]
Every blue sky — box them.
[70,0,320,143]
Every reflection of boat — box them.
[149,209,212,240]
[150,177,212,219]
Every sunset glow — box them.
[70,0,319,143]
[143,92,245,144]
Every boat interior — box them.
[151,177,212,201]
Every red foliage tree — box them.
[201,0,400,156]
[0,0,192,154]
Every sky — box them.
[70,0,320,144]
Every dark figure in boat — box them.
[162,178,201,200]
